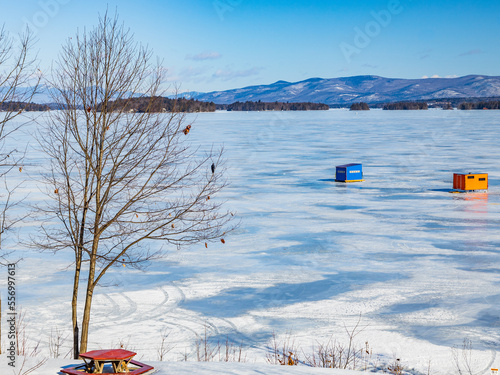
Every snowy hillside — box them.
[26,75,500,106]
[186,75,500,104]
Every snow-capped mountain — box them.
[187,75,500,104]
[24,75,500,105]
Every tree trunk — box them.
[73,323,79,359]
[79,279,94,354]
[72,262,80,358]
[74,158,90,356]
[79,246,97,354]
[79,110,104,354]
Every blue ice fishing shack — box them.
[335,163,364,182]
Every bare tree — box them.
[156,328,173,361]
[12,356,48,375]
[34,12,232,357]
[0,26,39,257]
[452,338,474,375]
[0,26,38,357]
[49,327,68,358]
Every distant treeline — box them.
[0,101,50,111]
[7,97,500,112]
[458,101,500,110]
[383,102,428,110]
[216,101,329,111]
[350,102,370,110]
[100,97,216,113]
[434,96,500,108]
[371,96,500,109]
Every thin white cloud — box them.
[180,66,208,79]
[417,48,432,60]
[186,51,222,61]
[419,48,433,54]
[458,49,483,57]
[165,66,210,83]
[164,66,180,82]
[212,67,262,81]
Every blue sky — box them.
[2,0,499,93]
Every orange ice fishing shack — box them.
[453,172,488,191]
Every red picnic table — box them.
[61,349,154,374]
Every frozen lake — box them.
[3,109,500,373]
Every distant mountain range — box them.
[19,75,500,106]
[181,75,500,105]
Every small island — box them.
[458,100,500,110]
[216,101,329,111]
[350,102,370,111]
[0,101,51,111]
[383,102,428,110]
[102,97,216,113]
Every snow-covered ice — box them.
[1,109,499,374]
